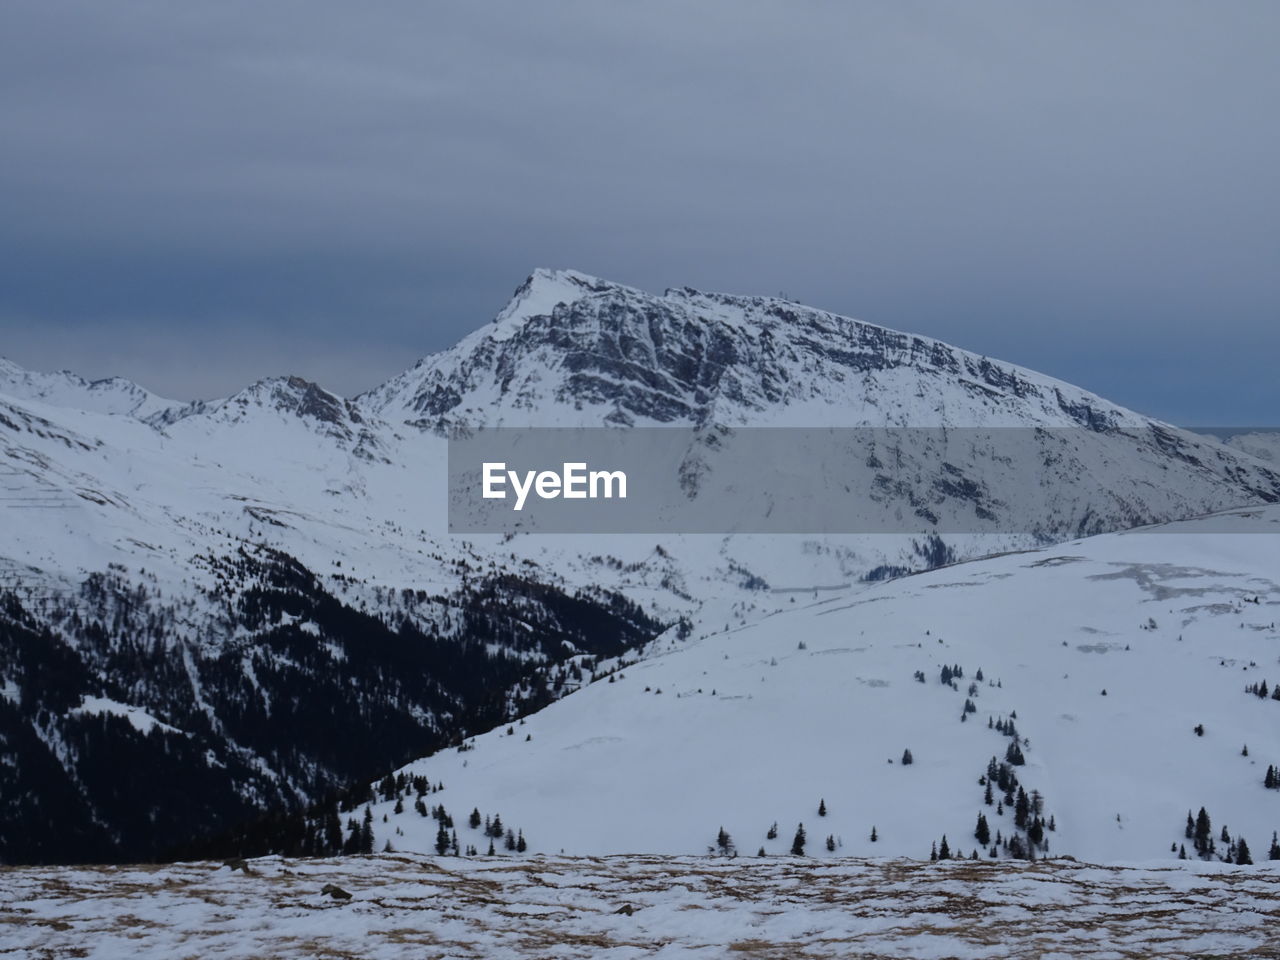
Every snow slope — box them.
[0,356,179,420]
[3,268,1279,862]
[1227,431,1280,464]
[375,505,1280,865]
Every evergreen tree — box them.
[818,798,827,817]
[984,782,994,805]
[767,822,778,840]
[1015,787,1030,829]
[1028,817,1044,848]
[487,838,495,856]
[505,828,516,851]
[435,822,450,856]
[1236,837,1253,865]
[1269,832,1280,861]
[930,841,937,862]
[360,806,375,854]
[1185,811,1195,839]
[975,812,991,846]
[516,830,527,853]
[716,826,734,855]
[826,834,836,852]
[469,808,482,829]
[938,835,951,860]
[901,748,914,765]
[758,847,766,857]
[490,814,504,839]
[1195,807,1213,857]
[324,809,343,853]
[1005,741,1025,766]
[870,825,878,842]
[791,823,807,856]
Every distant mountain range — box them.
[1,269,1277,863]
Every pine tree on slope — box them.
[791,824,807,857]
[1236,837,1253,865]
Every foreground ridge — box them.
[5,853,1280,959]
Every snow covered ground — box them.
[373,505,1280,865]
[4,853,1279,959]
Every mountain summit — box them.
[364,268,1147,431]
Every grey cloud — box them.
[1,0,1276,421]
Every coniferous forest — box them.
[0,548,662,864]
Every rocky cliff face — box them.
[365,269,1144,431]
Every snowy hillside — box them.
[369,505,1280,866]
[2,268,1278,863]
[0,356,178,420]
[1227,431,1280,463]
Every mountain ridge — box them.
[2,268,1278,863]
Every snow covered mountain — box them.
[364,268,1255,434]
[2,267,1278,863]
[0,356,179,420]
[1227,431,1280,464]
[365,505,1280,865]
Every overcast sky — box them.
[1,1,1276,423]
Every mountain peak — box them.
[209,375,358,427]
[0,355,178,419]
[365,268,1146,430]
[486,268,637,338]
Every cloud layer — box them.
[1,1,1276,422]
